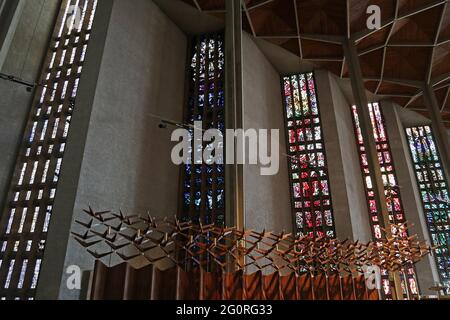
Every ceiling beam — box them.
[376,1,398,95]
[293,0,303,59]
[192,0,202,11]
[409,107,428,112]
[346,0,350,39]
[359,42,437,57]
[404,91,424,108]
[388,42,436,47]
[247,0,274,11]
[203,9,226,13]
[441,85,450,111]
[301,33,344,44]
[256,33,344,45]
[303,57,344,62]
[434,82,450,91]
[438,38,450,45]
[364,77,423,88]
[340,57,346,78]
[427,2,447,84]
[432,71,450,86]
[242,1,256,37]
[359,44,385,56]
[379,93,416,98]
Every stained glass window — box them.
[406,126,450,294]
[181,33,225,226]
[282,72,335,238]
[351,102,418,299]
[0,0,98,300]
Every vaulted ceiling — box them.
[182,0,450,125]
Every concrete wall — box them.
[242,33,292,232]
[37,0,187,300]
[0,0,25,69]
[0,0,59,221]
[316,70,372,242]
[383,102,439,295]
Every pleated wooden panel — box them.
[223,271,243,300]
[313,274,328,300]
[354,275,369,300]
[152,267,177,300]
[328,273,343,300]
[123,265,153,300]
[177,269,200,300]
[243,271,262,300]
[90,261,380,301]
[341,275,357,300]
[297,273,314,300]
[279,273,297,300]
[200,270,223,300]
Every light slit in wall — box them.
[0,0,98,299]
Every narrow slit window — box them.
[351,102,418,299]
[281,72,336,238]
[406,125,450,294]
[180,33,226,226]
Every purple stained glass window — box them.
[181,33,225,226]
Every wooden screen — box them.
[351,102,418,299]
[0,0,98,300]
[73,209,431,301]
[181,33,225,226]
[282,72,336,238]
[406,126,450,294]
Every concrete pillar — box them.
[225,0,244,229]
[242,33,291,233]
[315,70,372,242]
[0,0,25,70]
[381,100,439,296]
[343,41,403,299]
[423,84,450,180]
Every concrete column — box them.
[381,100,439,296]
[315,70,372,242]
[225,0,244,229]
[0,0,25,70]
[242,33,291,233]
[343,41,403,299]
[423,84,450,180]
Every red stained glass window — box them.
[282,72,335,238]
[351,102,418,299]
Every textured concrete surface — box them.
[37,0,187,299]
[242,33,292,233]
[0,0,59,223]
[316,70,372,242]
[0,0,24,69]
